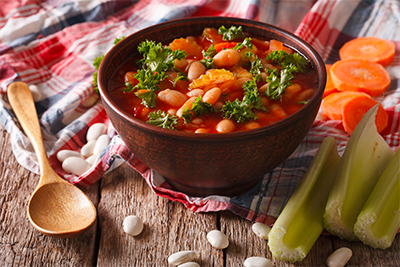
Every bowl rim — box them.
[98,16,327,141]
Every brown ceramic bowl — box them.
[98,17,326,197]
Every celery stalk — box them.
[354,147,400,249]
[323,105,395,241]
[268,137,340,262]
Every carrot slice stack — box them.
[330,59,391,97]
[342,96,388,134]
[321,91,370,120]
[339,37,395,67]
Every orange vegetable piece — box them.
[214,42,237,52]
[321,91,371,120]
[188,69,235,89]
[323,64,338,97]
[269,40,283,52]
[169,38,203,59]
[342,95,388,135]
[339,37,395,67]
[330,59,391,97]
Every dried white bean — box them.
[57,150,84,162]
[216,119,235,133]
[28,84,42,102]
[244,256,273,267]
[252,222,271,240]
[93,134,110,154]
[187,61,206,81]
[178,262,200,267]
[123,215,143,236]
[81,93,99,108]
[168,251,196,266]
[86,153,99,166]
[81,140,96,158]
[86,123,107,141]
[62,157,91,176]
[206,230,229,249]
[326,247,352,267]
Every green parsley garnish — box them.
[218,25,245,41]
[124,40,187,107]
[263,50,310,100]
[245,51,264,82]
[234,37,253,51]
[200,44,217,69]
[135,89,157,108]
[147,110,178,130]
[181,96,216,123]
[222,78,265,123]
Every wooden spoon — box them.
[7,82,97,238]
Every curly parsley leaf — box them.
[135,90,157,108]
[113,36,125,45]
[266,50,310,73]
[264,68,294,100]
[147,110,178,130]
[245,51,264,82]
[234,37,253,51]
[181,96,216,123]
[218,25,245,41]
[125,69,167,93]
[222,78,265,123]
[200,44,217,69]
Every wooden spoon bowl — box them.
[8,82,97,238]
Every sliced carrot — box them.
[269,40,284,52]
[214,42,237,52]
[330,59,391,97]
[324,64,338,97]
[342,96,388,134]
[321,91,370,120]
[339,37,395,67]
[169,38,203,59]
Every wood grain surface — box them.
[0,124,399,267]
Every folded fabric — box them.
[0,0,399,225]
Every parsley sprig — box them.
[182,96,216,123]
[222,78,266,123]
[218,25,245,41]
[263,51,310,100]
[125,40,187,108]
[234,37,253,51]
[245,51,264,82]
[147,110,178,130]
[200,45,217,69]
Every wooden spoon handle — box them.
[7,82,55,181]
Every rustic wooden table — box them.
[0,123,399,267]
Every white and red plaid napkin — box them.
[1,0,399,225]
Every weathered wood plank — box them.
[0,126,99,267]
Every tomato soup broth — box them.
[108,26,318,133]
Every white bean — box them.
[86,154,99,166]
[87,123,107,141]
[93,134,110,154]
[168,251,196,266]
[81,140,96,158]
[187,61,206,81]
[178,262,200,267]
[157,89,188,107]
[28,84,42,102]
[244,256,273,267]
[326,247,352,267]
[57,150,83,162]
[213,49,241,68]
[123,215,143,236]
[81,93,99,108]
[202,87,221,105]
[186,89,204,98]
[251,222,271,240]
[62,157,91,176]
[206,230,229,249]
[216,119,235,133]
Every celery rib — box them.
[323,105,395,241]
[354,147,400,249]
[268,136,340,262]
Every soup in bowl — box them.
[97,17,326,197]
